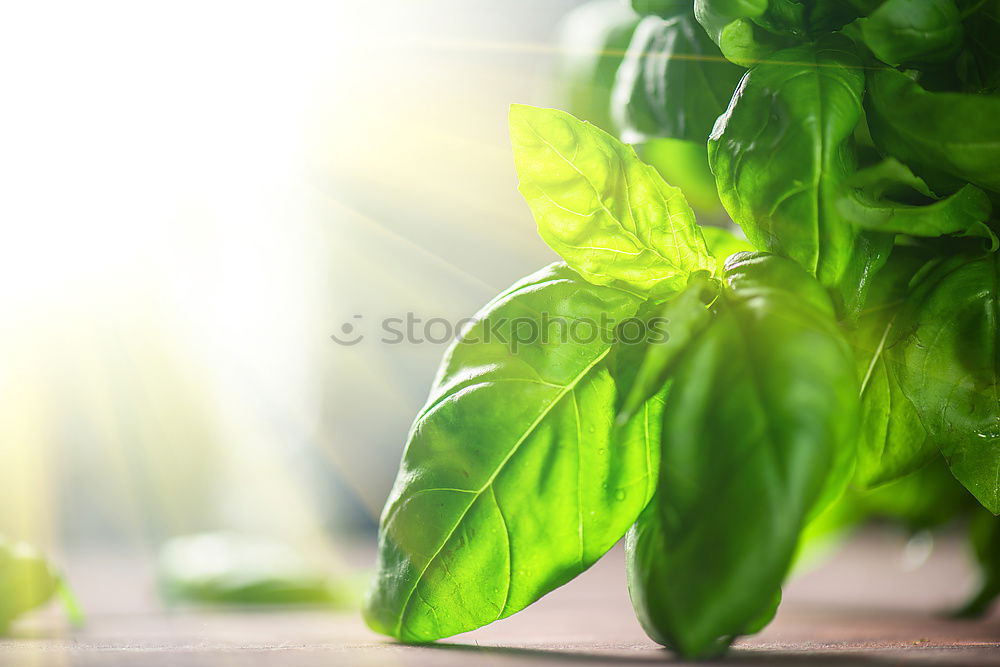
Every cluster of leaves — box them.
[366,0,1000,659]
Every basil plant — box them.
[366,0,1000,658]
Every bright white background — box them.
[0,1,580,552]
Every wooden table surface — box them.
[2,529,998,666]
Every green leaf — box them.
[694,0,864,65]
[617,273,719,423]
[158,533,361,607]
[626,499,784,659]
[626,253,860,658]
[694,0,793,66]
[612,13,745,143]
[709,37,892,315]
[837,158,997,249]
[850,247,938,487]
[723,249,839,318]
[0,538,64,634]
[630,0,689,17]
[858,0,963,66]
[510,105,714,296]
[723,252,859,514]
[893,253,1000,514]
[365,264,662,641]
[866,68,1000,194]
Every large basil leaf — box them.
[556,0,641,134]
[625,253,860,658]
[866,68,1000,194]
[365,264,663,641]
[724,251,859,513]
[511,105,714,296]
[894,253,1000,514]
[612,13,745,143]
[858,0,963,66]
[850,247,938,487]
[836,158,996,248]
[709,38,891,315]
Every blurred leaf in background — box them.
[554,0,640,133]
[634,138,728,220]
[957,510,1000,617]
[0,537,82,634]
[555,1,737,221]
[157,533,364,608]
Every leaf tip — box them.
[509,104,547,154]
[508,103,539,132]
[508,104,577,139]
